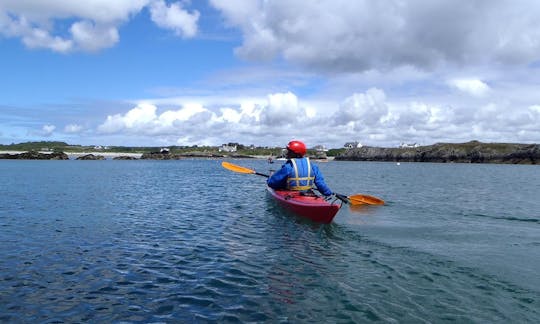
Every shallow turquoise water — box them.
[1,159,539,322]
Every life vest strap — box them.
[287,158,315,191]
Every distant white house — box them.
[219,144,237,153]
[312,145,328,152]
[160,148,170,154]
[344,141,363,149]
[399,142,420,148]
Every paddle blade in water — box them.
[349,194,385,205]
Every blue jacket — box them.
[267,157,333,196]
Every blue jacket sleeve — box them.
[312,164,333,196]
[267,162,292,189]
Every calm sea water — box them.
[1,159,539,322]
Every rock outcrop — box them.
[113,156,139,160]
[0,151,69,160]
[335,141,539,164]
[140,151,231,159]
[76,154,105,160]
[140,152,185,160]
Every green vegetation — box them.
[327,148,346,157]
[0,141,70,152]
[0,141,286,156]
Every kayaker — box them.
[267,140,333,196]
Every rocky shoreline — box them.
[0,150,258,160]
[2,141,538,164]
[0,151,70,160]
[335,141,539,164]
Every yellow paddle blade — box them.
[221,161,256,174]
[349,194,385,205]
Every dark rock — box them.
[76,154,105,160]
[335,141,540,164]
[140,152,184,160]
[140,152,228,159]
[113,156,139,160]
[0,150,69,160]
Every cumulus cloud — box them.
[329,90,470,145]
[70,20,119,52]
[98,103,159,133]
[95,92,324,145]
[0,0,199,52]
[260,92,307,126]
[332,88,388,128]
[40,124,56,137]
[210,0,540,72]
[149,0,199,38]
[64,124,83,133]
[448,78,490,97]
[50,86,540,147]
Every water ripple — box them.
[1,160,539,322]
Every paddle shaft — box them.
[255,172,269,178]
[221,161,384,205]
[221,161,351,204]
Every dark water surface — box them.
[1,159,539,322]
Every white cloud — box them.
[149,0,199,38]
[95,92,326,146]
[12,83,540,148]
[260,92,308,126]
[98,103,158,133]
[0,0,199,52]
[70,20,119,52]
[64,124,83,133]
[530,105,540,115]
[42,124,56,136]
[3,1,540,147]
[210,0,540,72]
[448,78,490,97]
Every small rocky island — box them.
[335,141,539,164]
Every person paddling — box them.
[267,140,333,196]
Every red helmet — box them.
[286,140,307,156]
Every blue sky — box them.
[1,0,540,148]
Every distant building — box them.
[160,148,170,154]
[312,145,328,152]
[344,141,362,149]
[312,145,328,159]
[219,144,237,153]
[399,142,419,148]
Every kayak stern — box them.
[267,187,341,223]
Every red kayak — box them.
[267,187,341,223]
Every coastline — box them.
[0,151,334,161]
[0,151,142,159]
[68,152,143,159]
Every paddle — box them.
[222,161,271,178]
[348,194,385,205]
[221,161,384,206]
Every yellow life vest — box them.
[287,158,315,191]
